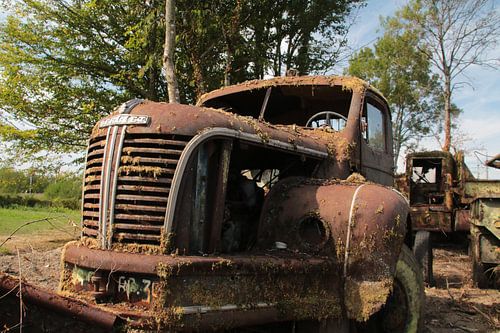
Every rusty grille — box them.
[81,132,191,246]
[112,133,190,245]
[82,134,106,238]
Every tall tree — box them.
[347,20,445,167]
[395,0,500,152]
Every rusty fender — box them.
[257,177,409,321]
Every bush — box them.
[51,197,81,210]
[0,194,51,208]
[44,177,82,200]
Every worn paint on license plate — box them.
[116,275,154,303]
[71,266,154,303]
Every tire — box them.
[470,225,496,289]
[413,231,434,286]
[358,245,424,333]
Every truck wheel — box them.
[413,231,434,286]
[470,226,490,288]
[358,245,424,333]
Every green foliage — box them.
[0,167,29,194]
[0,0,363,154]
[0,194,51,208]
[44,176,81,200]
[0,165,81,208]
[0,166,56,194]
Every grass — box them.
[0,206,80,236]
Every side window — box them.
[364,102,386,151]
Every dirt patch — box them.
[0,231,76,254]
[0,247,63,291]
[424,247,499,333]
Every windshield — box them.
[200,85,352,129]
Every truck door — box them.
[360,93,393,186]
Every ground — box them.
[0,235,498,332]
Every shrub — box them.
[44,177,82,201]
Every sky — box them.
[342,0,500,178]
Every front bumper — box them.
[61,243,343,331]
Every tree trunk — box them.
[163,0,180,103]
[443,72,451,152]
[191,54,206,99]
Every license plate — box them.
[116,275,154,303]
[71,266,154,303]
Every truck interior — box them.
[200,85,353,130]
[409,158,444,205]
[173,138,323,255]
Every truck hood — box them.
[92,101,352,162]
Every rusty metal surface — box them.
[63,242,331,274]
[454,209,471,232]
[470,198,500,240]
[196,75,383,105]
[464,180,500,200]
[0,273,121,330]
[409,206,453,232]
[62,242,343,330]
[257,178,408,320]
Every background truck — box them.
[402,151,499,288]
[1,76,423,332]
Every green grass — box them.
[0,206,80,236]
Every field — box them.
[0,206,80,254]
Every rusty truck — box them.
[0,76,424,332]
[403,151,499,288]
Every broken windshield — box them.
[200,84,352,129]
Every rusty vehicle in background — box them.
[402,151,499,288]
[0,76,423,332]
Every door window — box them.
[364,102,385,151]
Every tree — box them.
[0,167,29,194]
[395,0,500,152]
[348,20,446,167]
[0,0,362,154]
[0,0,163,154]
[163,0,180,103]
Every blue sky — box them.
[341,0,500,178]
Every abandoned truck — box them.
[0,76,424,332]
[403,151,499,288]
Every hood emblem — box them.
[99,114,151,128]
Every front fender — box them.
[257,177,409,321]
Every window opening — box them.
[409,158,444,205]
[365,102,385,151]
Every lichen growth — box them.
[119,165,166,178]
[344,277,393,322]
[346,173,366,183]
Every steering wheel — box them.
[306,111,347,129]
